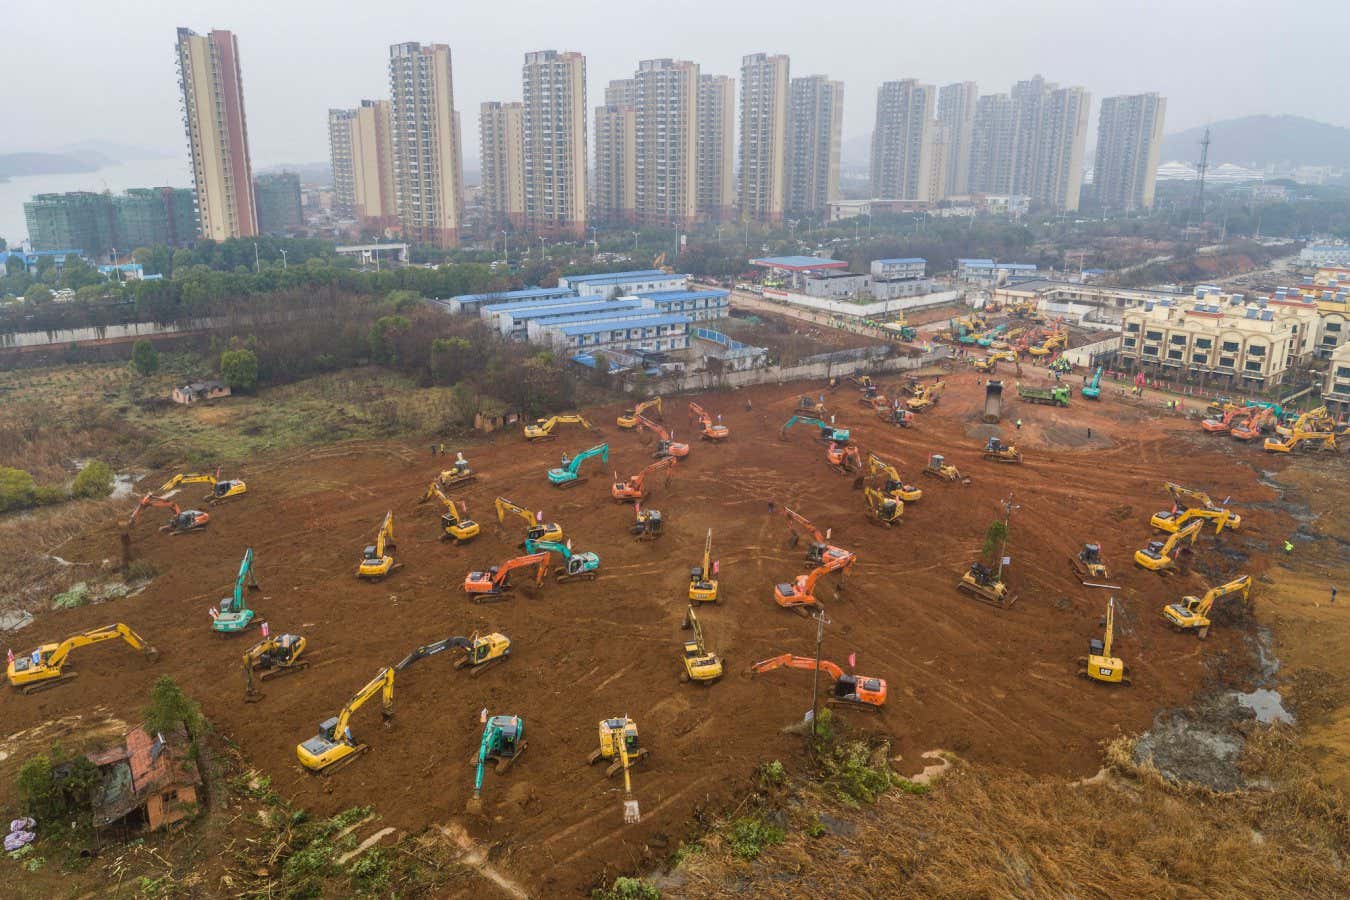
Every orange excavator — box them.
[463,552,550,602]
[689,402,730,441]
[125,494,210,534]
[636,414,690,459]
[772,553,855,610]
[750,654,887,710]
[1200,406,1249,435]
[826,442,863,474]
[1231,407,1275,441]
[782,507,855,568]
[612,457,677,503]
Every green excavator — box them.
[548,443,609,488]
[466,714,528,814]
[524,538,601,582]
[213,547,260,634]
[779,415,849,444]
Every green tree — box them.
[71,460,115,499]
[131,339,160,376]
[61,256,103,290]
[24,283,53,305]
[220,347,259,392]
[384,289,423,312]
[133,245,174,277]
[369,315,410,365]
[429,336,472,384]
[0,467,38,512]
[143,676,204,740]
[983,519,1009,560]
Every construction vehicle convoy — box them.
[617,398,662,430]
[923,453,970,484]
[630,502,664,541]
[779,414,850,444]
[298,666,395,774]
[680,605,723,683]
[1081,367,1103,400]
[1017,383,1071,406]
[689,401,730,440]
[127,494,210,534]
[773,552,855,610]
[549,443,610,487]
[420,482,480,543]
[524,538,601,582]
[636,415,690,459]
[436,453,476,489]
[1071,543,1110,583]
[243,633,307,701]
[466,715,528,813]
[867,453,922,502]
[982,437,1023,463]
[750,654,887,709]
[1163,575,1253,639]
[8,623,158,693]
[1150,483,1241,534]
[1134,518,1203,573]
[689,529,719,603]
[524,414,591,442]
[1078,597,1129,685]
[611,456,676,502]
[464,552,550,600]
[957,562,1013,607]
[212,547,260,634]
[357,512,398,580]
[155,469,247,504]
[864,487,902,526]
[494,497,563,545]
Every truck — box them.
[1018,384,1071,407]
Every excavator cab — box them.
[588,717,650,776]
[631,507,663,541]
[163,509,209,534]
[835,674,887,707]
[453,633,511,673]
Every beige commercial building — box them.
[480,101,525,229]
[871,79,936,201]
[697,74,736,222]
[1323,342,1350,414]
[176,28,258,240]
[738,53,790,224]
[522,50,588,238]
[937,81,978,197]
[1119,290,1322,388]
[388,42,465,248]
[634,59,700,227]
[785,75,843,216]
[345,100,397,230]
[1094,93,1166,210]
[328,108,356,218]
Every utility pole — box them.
[1195,127,1211,216]
[809,607,830,739]
[253,241,260,273]
[996,494,1020,582]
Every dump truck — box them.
[1017,384,1071,407]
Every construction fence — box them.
[646,347,948,394]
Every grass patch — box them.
[591,876,662,899]
[726,817,786,860]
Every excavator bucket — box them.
[624,798,641,824]
[465,795,483,815]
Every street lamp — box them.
[253,242,260,273]
[590,226,598,255]
[279,248,288,270]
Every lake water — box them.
[0,158,192,247]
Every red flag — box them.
[536,510,543,522]
[208,607,218,619]
[6,648,12,665]
[260,621,269,638]
[825,527,832,540]
[713,559,720,575]
[848,652,856,669]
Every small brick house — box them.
[171,381,232,405]
[88,726,200,831]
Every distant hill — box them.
[1161,116,1350,168]
[0,152,106,179]
[57,140,175,161]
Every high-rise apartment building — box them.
[522,50,588,238]
[594,100,636,225]
[480,101,526,229]
[871,79,936,201]
[924,125,951,205]
[1004,75,1089,211]
[175,27,257,241]
[605,78,636,108]
[24,189,196,256]
[254,172,303,235]
[388,42,465,247]
[1094,93,1166,210]
[785,75,843,216]
[968,93,1015,194]
[697,74,735,222]
[633,59,700,227]
[738,53,790,224]
[937,81,978,197]
[329,101,397,230]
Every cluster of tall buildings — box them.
[873,75,1165,213]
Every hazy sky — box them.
[7,0,1347,167]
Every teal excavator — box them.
[466,714,528,814]
[548,443,609,488]
[1082,366,1103,400]
[779,415,849,444]
[524,538,601,582]
[213,547,260,634]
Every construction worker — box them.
[439,442,446,456]
[1015,419,1023,430]
[1284,540,1294,554]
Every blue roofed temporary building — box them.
[558,269,688,299]
[442,286,574,314]
[541,313,692,355]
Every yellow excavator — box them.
[864,487,902,526]
[680,605,723,683]
[494,496,563,545]
[1150,482,1241,534]
[689,529,719,603]
[8,623,158,693]
[297,666,395,774]
[420,481,480,543]
[617,398,662,430]
[356,512,399,579]
[1078,597,1129,685]
[524,414,592,442]
[1163,574,1253,639]
[243,633,308,702]
[866,453,922,502]
[1264,429,1337,454]
[155,469,247,504]
[1274,405,1331,438]
[1134,518,1202,573]
[588,716,647,823]
[907,379,946,412]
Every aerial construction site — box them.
[7,344,1339,896]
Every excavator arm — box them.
[494,497,533,528]
[47,624,155,670]
[494,552,550,589]
[333,667,395,739]
[566,443,610,476]
[524,538,570,561]
[751,653,845,680]
[373,512,394,558]
[1163,520,1204,556]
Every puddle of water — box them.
[110,473,137,500]
[1235,688,1294,725]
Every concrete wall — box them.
[648,347,948,393]
[1062,336,1122,367]
[760,287,962,317]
